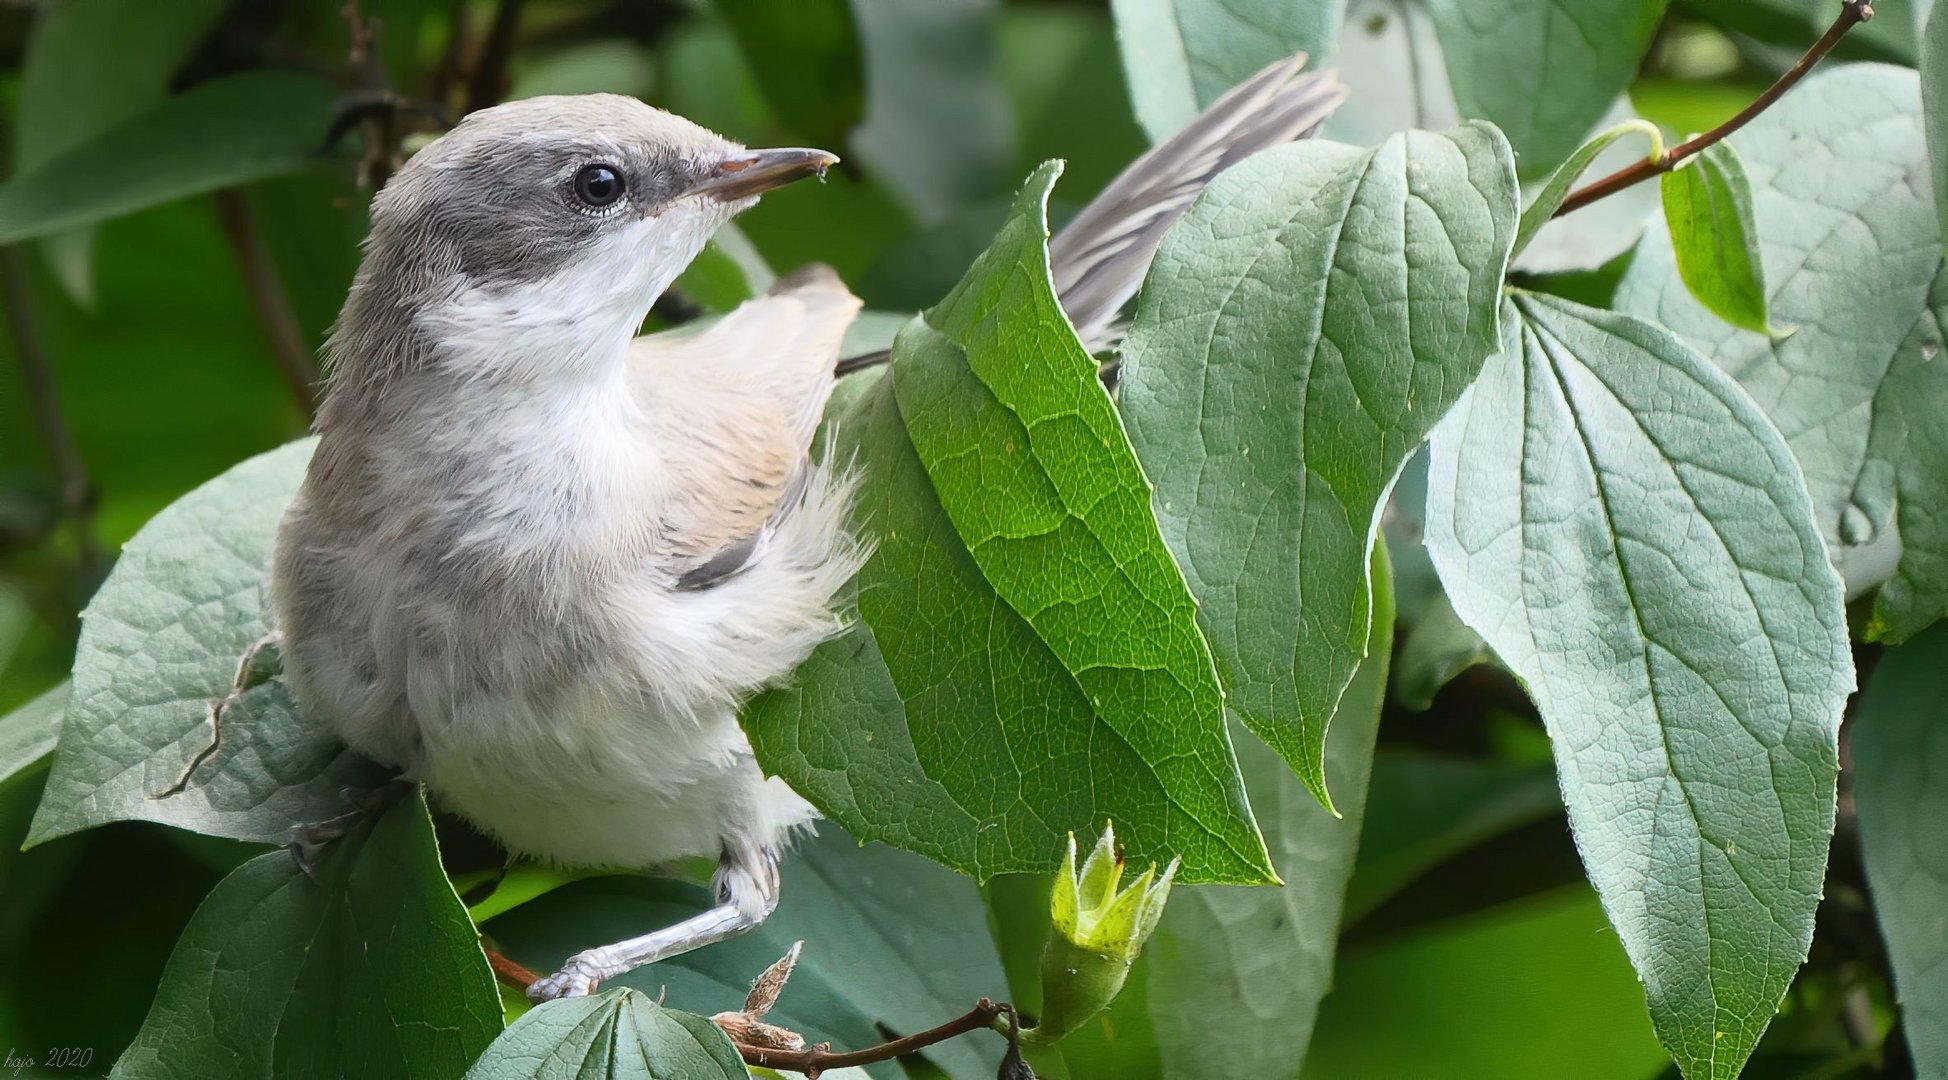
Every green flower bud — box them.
[1026,823,1178,1044]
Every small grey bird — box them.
[270,58,1344,1003]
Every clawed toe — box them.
[284,778,415,878]
[526,964,600,1003]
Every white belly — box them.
[421,682,815,869]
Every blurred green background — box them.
[0,1,1903,1076]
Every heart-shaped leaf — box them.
[29,440,384,848]
[1118,124,1518,808]
[113,791,501,1079]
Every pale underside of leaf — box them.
[29,440,383,848]
[1850,623,1948,1076]
[464,989,747,1080]
[1864,262,1948,645]
[1426,293,1851,1079]
[1118,124,1517,809]
[1616,65,1940,559]
[1109,0,1347,142]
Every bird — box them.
[267,57,1346,1004]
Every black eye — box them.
[573,164,626,208]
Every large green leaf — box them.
[1866,264,1948,642]
[847,0,1012,224]
[1425,292,1852,1079]
[0,682,66,795]
[14,0,232,302]
[466,990,745,1080]
[28,440,384,847]
[113,792,502,1078]
[1036,547,1394,1078]
[0,71,340,245]
[1851,622,1948,1076]
[1423,0,1669,178]
[1660,143,1770,335]
[1322,0,1459,148]
[1108,0,1345,143]
[490,830,1009,1079]
[1118,125,1518,808]
[746,164,1271,884]
[1615,66,1940,559]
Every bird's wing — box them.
[629,265,861,585]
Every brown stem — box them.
[486,947,542,989]
[1,245,102,569]
[214,188,319,419]
[465,0,525,115]
[733,999,1011,1077]
[1552,0,1874,219]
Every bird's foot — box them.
[285,777,413,878]
[527,954,603,1002]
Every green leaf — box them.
[113,791,501,1079]
[1344,750,1561,922]
[1425,292,1852,1079]
[490,830,1009,1079]
[0,71,340,245]
[1925,0,1948,244]
[848,0,1011,223]
[0,682,66,794]
[1851,622,1948,1076]
[13,0,232,303]
[1321,0,1459,148]
[901,160,1268,879]
[1046,545,1395,1078]
[747,164,1271,885]
[29,440,384,848]
[1423,0,1669,178]
[1391,592,1493,712]
[466,990,744,1080]
[1118,124,1518,808]
[1108,0,1345,142]
[1615,65,1940,557]
[716,0,865,152]
[1515,118,1662,258]
[1866,263,1948,642]
[1660,144,1770,335]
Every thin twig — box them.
[1,245,102,570]
[341,0,405,188]
[486,947,542,989]
[214,189,319,419]
[734,999,1011,1076]
[1553,0,1874,219]
[465,0,525,115]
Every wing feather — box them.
[630,266,861,581]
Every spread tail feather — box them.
[1051,55,1348,347]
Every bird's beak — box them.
[687,147,839,201]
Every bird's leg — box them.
[527,840,781,1003]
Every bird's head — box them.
[346,94,834,379]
